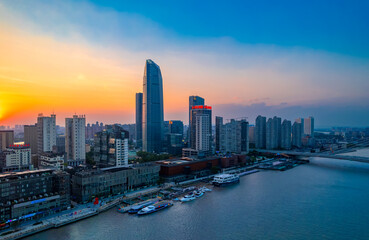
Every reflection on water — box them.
[26,149,369,240]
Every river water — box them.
[26,149,369,240]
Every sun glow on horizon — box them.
[1,1,369,127]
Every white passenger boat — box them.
[179,194,196,202]
[212,174,240,186]
[199,187,212,192]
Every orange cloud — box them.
[0,24,144,125]
[1,0,368,127]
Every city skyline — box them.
[1,2,369,239]
[1,1,369,127]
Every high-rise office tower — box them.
[266,118,274,150]
[24,125,38,154]
[220,119,249,154]
[215,116,223,152]
[0,130,14,151]
[164,120,184,156]
[135,92,143,148]
[166,133,183,156]
[292,122,302,148]
[65,115,86,166]
[195,114,211,153]
[240,120,250,153]
[190,105,212,155]
[296,118,305,136]
[55,135,65,154]
[37,114,56,154]
[168,120,184,135]
[266,116,281,150]
[304,116,314,136]
[274,116,282,148]
[163,121,170,137]
[94,125,129,167]
[189,96,205,146]
[281,120,292,150]
[249,126,255,144]
[142,59,164,153]
[255,115,266,149]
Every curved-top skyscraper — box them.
[142,59,164,153]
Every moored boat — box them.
[179,193,196,202]
[199,186,212,192]
[137,201,173,215]
[194,191,204,198]
[127,199,158,214]
[212,174,240,186]
[117,205,129,213]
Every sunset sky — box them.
[1,0,369,127]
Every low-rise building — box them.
[0,144,32,172]
[0,169,70,223]
[39,152,65,170]
[157,154,250,182]
[71,164,160,203]
[182,148,199,158]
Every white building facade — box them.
[65,115,86,166]
[195,114,211,153]
[37,114,56,154]
[39,153,65,170]
[115,138,129,167]
[1,145,32,171]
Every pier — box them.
[0,165,262,240]
[255,149,369,164]
[0,186,163,240]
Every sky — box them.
[0,0,369,127]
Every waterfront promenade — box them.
[23,152,369,240]
[0,186,162,240]
[255,149,369,163]
[0,163,262,240]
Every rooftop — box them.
[7,144,31,149]
[0,169,53,179]
[156,156,219,166]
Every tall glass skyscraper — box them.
[142,59,164,153]
[135,92,143,148]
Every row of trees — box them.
[135,151,171,163]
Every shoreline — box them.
[0,162,272,240]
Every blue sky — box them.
[90,0,369,57]
[1,0,369,127]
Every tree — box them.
[136,151,171,163]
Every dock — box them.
[0,166,261,240]
[0,186,164,240]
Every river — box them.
[26,149,369,240]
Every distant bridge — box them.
[254,149,369,164]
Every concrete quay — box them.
[0,186,163,240]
